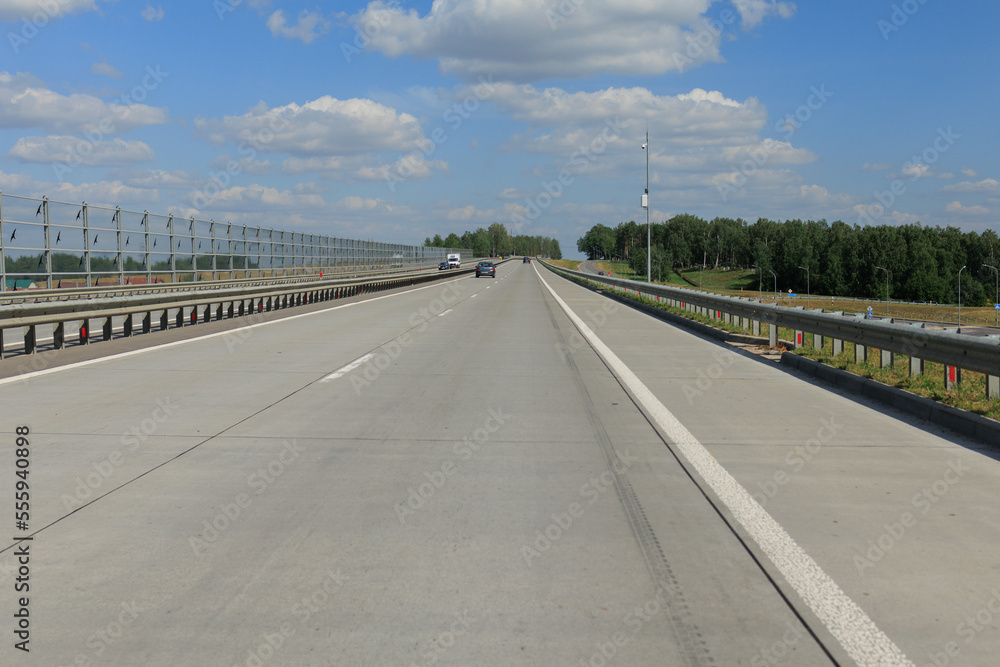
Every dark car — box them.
[523,256,530,263]
[438,261,449,270]
[475,261,496,278]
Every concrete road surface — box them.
[0,260,997,666]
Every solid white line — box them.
[534,265,913,667]
[438,309,453,317]
[321,353,375,382]
[0,275,469,387]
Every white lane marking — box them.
[438,309,453,317]
[471,294,477,298]
[0,276,470,387]
[534,266,914,667]
[321,353,375,382]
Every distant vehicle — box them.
[438,261,449,270]
[523,256,531,263]
[447,253,461,268]
[475,261,496,278]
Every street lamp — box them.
[958,265,966,327]
[798,265,809,309]
[875,266,889,317]
[641,132,650,283]
[983,264,999,327]
[768,269,777,304]
[752,264,762,302]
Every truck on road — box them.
[447,253,461,269]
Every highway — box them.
[1,260,998,666]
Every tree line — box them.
[577,216,1000,306]
[425,222,562,259]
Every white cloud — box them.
[733,0,796,30]
[90,61,123,79]
[194,96,427,156]
[945,201,990,215]
[0,71,169,134]
[350,0,792,82]
[0,169,157,204]
[210,153,272,176]
[266,9,330,44]
[862,163,892,171]
[8,135,155,166]
[0,0,100,21]
[941,178,1000,194]
[141,3,164,21]
[960,167,978,178]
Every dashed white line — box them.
[438,309,453,317]
[534,265,914,667]
[321,353,375,382]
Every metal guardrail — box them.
[545,263,1000,390]
[0,263,481,359]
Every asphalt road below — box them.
[0,260,997,666]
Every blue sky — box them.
[1,0,997,257]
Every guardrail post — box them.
[880,349,894,368]
[103,316,112,341]
[909,356,924,377]
[143,312,152,334]
[53,322,64,349]
[176,308,184,328]
[794,329,804,348]
[752,319,761,336]
[832,338,843,356]
[24,325,36,355]
[813,333,824,350]
[988,375,999,400]
[124,313,133,337]
[855,342,867,364]
[80,321,89,345]
[159,310,168,331]
[0,329,4,360]
[768,323,777,347]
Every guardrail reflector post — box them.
[944,365,961,389]
[80,323,88,345]
[795,330,803,348]
[190,309,197,325]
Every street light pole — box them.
[798,265,809,309]
[768,269,777,304]
[958,265,966,327]
[753,264,761,302]
[983,264,999,327]
[876,266,889,317]
[642,131,650,283]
